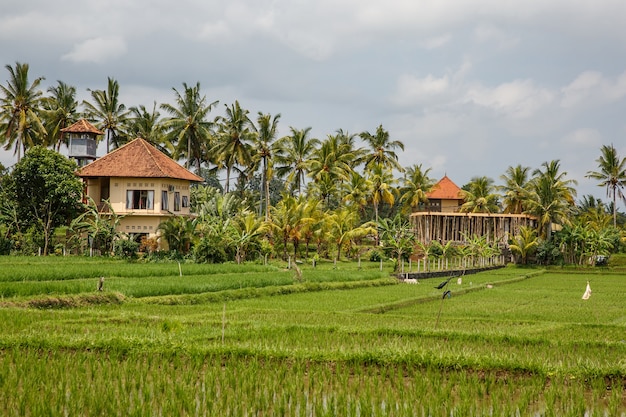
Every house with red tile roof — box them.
[410,175,537,246]
[424,175,464,213]
[76,137,203,246]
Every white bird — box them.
[582,281,592,300]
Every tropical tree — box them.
[83,77,130,152]
[70,196,127,255]
[213,101,254,193]
[585,144,626,228]
[251,112,281,220]
[160,82,218,175]
[342,171,371,215]
[274,127,320,195]
[499,164,532,214]
[268,194,311,261]
[399,164,434,213]
[230,210,269,263]
[41,80,78,151]
[308,133,354,205]
[367,163,397,223]
[377,214,416,266]
[526,160,577,239]
[2,146,83,255]
[508,226,538,265]
[359,124,405,172]
[460,176,500,213]
[157,215,197,254]
[127,102,171,155]
[0,62,46,161]
[327,207,375,261]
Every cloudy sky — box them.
[2,0,626,202]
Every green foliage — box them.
[193,234,231,263]
[2,146,82,254]
[114,239,139,259]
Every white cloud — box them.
[391,74,450,106]
[473,24,519,49]
[560,128,603,147]
[464,79,554,119]
[561,70,626,108]
[61,36,127,64]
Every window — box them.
[126,190,154,209]
[182,195,189,208]
[161,190,169,211]
[174,192,180,211]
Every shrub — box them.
[369,248,383,262]
[115,239,139,259]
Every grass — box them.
[0,256,624,416]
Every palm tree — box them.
[342,170,371,215]
[0,62,46,161]
[460,176,500,213]
[127,102,171,155]
[508,226,538,265]
[274,127,320,196]
[585,144,626,228]
[308,134,354,206]
[83,77,130,152]
[527,160,577,239]
[359,124,405,172]
[230,210,269,264]
[213,101,255,193]
[251,112,281,220]
[327,207,376,261]
[399,164,435,213]
[157,216,197,254]
[161,82,218,175]
[367,163,397,223]
[499,164,532,214]
[41,80,78,151]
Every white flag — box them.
[582,281,592,300]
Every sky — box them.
[1,0,626,204]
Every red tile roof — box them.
[77,138,203,182]
[61,119,104,135]
[427,175,463,200]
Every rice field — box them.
[0,256,624,416]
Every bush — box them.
[369,248,383,262]
[115,239,139,259]
[0,235,12,255]
[194,235,231,263]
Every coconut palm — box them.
[251,112,281,220]
[342,170,371,215]
[41,80,78,151]
[527,160,577,239]
[399,164,435,214]
[327,207,376,261]
[274,127,320,196]
[0,62,46,161]
[508,226,538,265]
[157,215,197,254]
[367,163,397,223]
[359,124,405,172]
[499,164,532,214]
[83,77,130,152]
[460,176,500,213]
[127,102,171,155]
[230,210,269,264]
[213,101,255,193]
[161,82,218,175]
[585,144,626,228]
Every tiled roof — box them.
[77,138,203,182]
[427,175,463,200]
[61,119,104,135]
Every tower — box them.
[62,119,103,167]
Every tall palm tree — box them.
[83,77,130,152]
[213,101,255,193]
[251,112,281,221]
[399,164,434,213]
[127,102,171,155]
[160,82,218,175]
[0,62,46,161]
[359,124,405,172]
[499,164,532,214]
[308,134,354,205]
[585,144,626,228]
[367,163,397,223]
[342,170,371,215]
[527,160,577,239]
[460,176,500,213]
[274,127,320,196]
[42,80,78,151]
